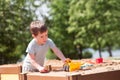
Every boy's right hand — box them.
[40,69,48,73]
[39,67,49,73]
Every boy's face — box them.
[34,30,48,45]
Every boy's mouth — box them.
[43,40,47,43]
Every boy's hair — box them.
[30,20,47,36]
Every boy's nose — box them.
[43,36,47,41]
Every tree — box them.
[0,0,39,64]
[44,0,79,59]
[68,0,120,58]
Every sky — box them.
[92,49,120,59]
[35,1,50,21]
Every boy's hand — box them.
[39,67,49,73]
[64,58,71,63]
[40,69,48,73]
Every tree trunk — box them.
[98,44,102,58]
[108,46,113,57]
[98,48,102,58]
[76,45,82,59]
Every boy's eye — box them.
[46,34,48,37]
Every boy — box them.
[22,20,68,73]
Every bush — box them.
[82,51,92,58]
[46,49,57,59]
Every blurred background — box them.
[0,0,120,64]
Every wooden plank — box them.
[27,72,70,80]
[69,70,120,80]
[1,74,19,80]
[0,64,22,74]
[19,73,27,80]
[0,64,22,80]
[81,70,120,80]
[27,75,68,80]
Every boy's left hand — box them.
[64,58,71,63]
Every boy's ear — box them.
[32,34,35,38]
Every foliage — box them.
[46,49,57,59]
[44,0,120,58]
[45,0,79,59]
[82,51,92,59]
[68,0,120,57]
[1,0,120,62]
[0,0,38,64]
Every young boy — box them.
[22,20,68,73]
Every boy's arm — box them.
[28,53,47,72]
[51,47,66,62]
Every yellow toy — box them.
[63,60,82,72]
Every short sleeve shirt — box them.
[23,38,56,70]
